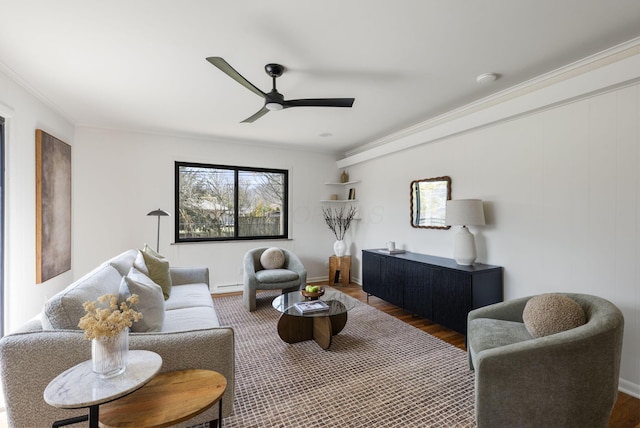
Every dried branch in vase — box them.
[322,206,357,240]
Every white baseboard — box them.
[619,378,640,399]
[308,276,363,286]
[212,283,242,294]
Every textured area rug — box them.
[216,290,476,427]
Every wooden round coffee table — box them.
[99,369,227,428]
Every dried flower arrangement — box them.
[78,294,143,340]
[321,206,358,240]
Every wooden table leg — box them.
[277,313,313,343]
[312,316,333,349]
[330,311,348,335]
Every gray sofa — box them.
[0,249,235,428]
[467,293,624,428]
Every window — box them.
[175,162,288,242]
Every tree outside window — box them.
[175,162,288,241]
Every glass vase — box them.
[92,328,129,378]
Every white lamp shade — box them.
[445,199,485,226]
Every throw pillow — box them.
[522,293,586,338]
[133,250,149,275]
[135,249,172,300]
[119,267,165,332]
[143,243,164,259]
[260,247,285,270]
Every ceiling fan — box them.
[206,57,355,123]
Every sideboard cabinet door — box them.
[362,251,403,307]
[433,270,471,334]
[403,260,436,321]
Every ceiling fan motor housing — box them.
[265,63,284,78]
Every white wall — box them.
[0,70,75,335]
[346,83,640,396]
[72,127,338,292]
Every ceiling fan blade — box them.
[241,106,269,123]
[206,57,266,99]
[283,98,355,108]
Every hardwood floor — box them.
[320,283,640,428]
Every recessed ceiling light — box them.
[476,73,499,84]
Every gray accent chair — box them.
[467,293,624,428]
[243,247,307,311]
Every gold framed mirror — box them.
[410,176,451,229]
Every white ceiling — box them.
[1,1,640,155]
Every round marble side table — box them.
[44,350,162,428]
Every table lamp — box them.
[445,199,485,265]
[147,208,170,253]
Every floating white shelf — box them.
[324,180,361,186]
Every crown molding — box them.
[338,37,640,168]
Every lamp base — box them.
[453,226,477,265]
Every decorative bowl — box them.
[300,287,325,300]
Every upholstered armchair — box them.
[467,293,624,428]
[243,247,307,311]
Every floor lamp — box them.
[147,208,170,253]
[445,199,485,265]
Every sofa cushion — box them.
[161,306,220,332]
[255,269,299,284]
[260,247,285,270]
[523,293,586,338]
[120,267,165,332]
[42,264,123,330]
[134,250,172,300]
[164,283,214,311]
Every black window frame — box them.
[174,161,289,243]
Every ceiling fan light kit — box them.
[265,102,283,111]
[206,57,355,123]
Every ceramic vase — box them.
[92,328,129,378]
[333,240,346,257]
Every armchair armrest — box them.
[285,253,307,284]
[468,295,530,324]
